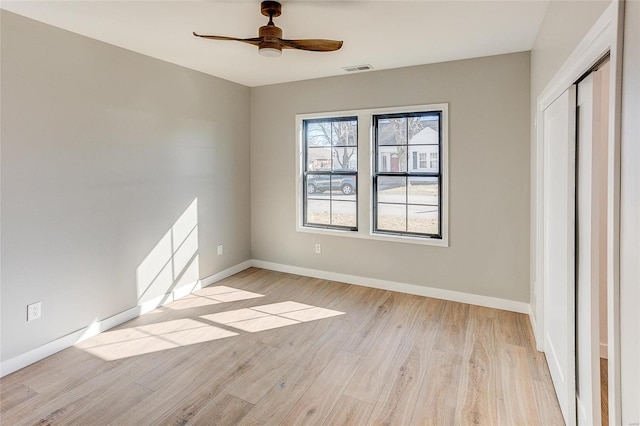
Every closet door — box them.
[543,86,577,425]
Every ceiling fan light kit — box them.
[193,0,343,57]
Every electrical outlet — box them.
[27,302,41,321]
[217,245,223,256]
[315,243,322,254]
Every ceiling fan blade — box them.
[280,39,343,52]
[193,32,261,47]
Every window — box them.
[430,152,438,169]
[303,117,358,230]
[419,152,428,169]
[374,111,442,238]
[296,104,448,246]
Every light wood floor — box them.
[601,358,608,426]
[0,268,564,425]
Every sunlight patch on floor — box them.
[201,301,344,333]
[167,286,265,310]
[76,318,238,361]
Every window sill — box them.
[296,225,449,247]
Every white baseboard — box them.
[528,306,544,352]
[0,260,252,378]
[201,260,253,287]
[600,343,608,359]
[250,259,530,314]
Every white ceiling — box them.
[1,1,549,87]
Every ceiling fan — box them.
[193,1,343,57]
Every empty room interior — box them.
[1,1,639,425]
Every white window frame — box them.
[296,103,449,247]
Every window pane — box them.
[332,147,357,171]
[408,177,438,205]
[303,117,358,232]
[331,201,356,227]
[378,117,407,145]
[377,146,407,172]
[377,203,406,232]
[332,120,357,147]
[306,200,331,225]
[307,122,331,146]
[408,204,439,235]
[408,115,439,142]
[306,174,330,198]
[407,145,439,172]
[373,110,443,239]
[377,176,406,203]
[307,147,331,171]
[331,176,357,200]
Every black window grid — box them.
[372,111,443,239]
[303,117,358,231]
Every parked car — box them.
[307,175,356,195]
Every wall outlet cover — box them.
[27,302,41,321]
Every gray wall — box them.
[251,52,531,302]
[528,0,610,313]
[0,11,251,362]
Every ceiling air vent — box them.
[342,64,374,72]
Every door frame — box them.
[532,1,624,424]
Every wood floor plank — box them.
[454,312,498,426]
[62,382,154,425]
[114,340,275,425]
[441,300,471,325]
[185,393,253,425]
[0,382,37,414]
[601,357,609,426]
[496,344,542,426]
[323,396,374,426]
[368,343,426,425]
[11,356,154,425]
[409,350,462,426]
[341,292,397,356]
[343,294,424,404]
[532,380,564,426]
[225,317,339,404]
[12,348,105,396]
[433,301,470,354]
[0,268,565,426]
[368,296,442,425]
[281,350,362,426]
[237,321,358,426]
[326,284,389,324]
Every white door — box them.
[576,68,607,425]
[543,86,577,425]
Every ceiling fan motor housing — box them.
[259,23,283,52]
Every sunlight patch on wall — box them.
[76,318,237,361]
[201,301,344,333]
[136,199,200,302]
